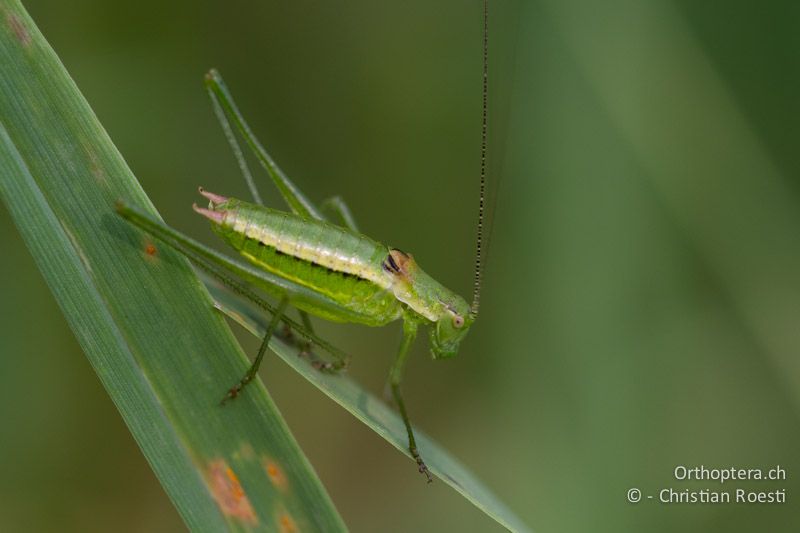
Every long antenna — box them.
[471,0,488,318]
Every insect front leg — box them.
[389,316,432,483]
[221,295,290,405]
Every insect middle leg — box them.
[389,317,432,483]
[221,295,289,404]
[282,309,343,372]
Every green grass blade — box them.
[0,1,345,531]
[208,279,532,533]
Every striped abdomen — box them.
[213,201,402,326]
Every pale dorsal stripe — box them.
[230,212,392,290]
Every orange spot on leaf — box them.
[263,458,288,491]
[206,459,257,525]
[145,242,157,256]
[278,512,298,533]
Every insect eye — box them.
[452,315,465,328]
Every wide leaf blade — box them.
[0,1,345,531]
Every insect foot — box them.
[412,449,433,483]
[284,334,350,374]
[310,359,333,372]
[219,376,251,406]
[303,352,347,374]
[219,388,238,406]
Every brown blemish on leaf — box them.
[140,237,159,264]
[6,13,31,47]
[278,512,298,533]
[263,457,288,491]
[206,459,257,525]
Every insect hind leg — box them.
[206,71,262,206]
[204,69,323,220]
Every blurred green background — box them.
[2,0,799,531]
